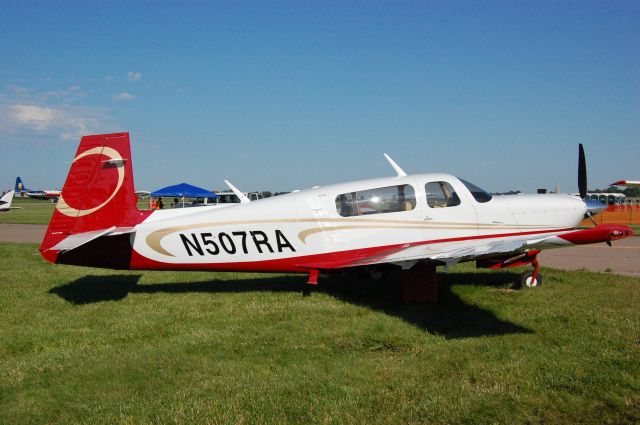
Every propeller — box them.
[578,144,607,227]
[578,143,587,199]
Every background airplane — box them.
[39,133,633,301]
[0,190,20,212]
[14,177,28,195]
[14,177,61,201]
[611,180,640,188]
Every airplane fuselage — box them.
[26,190,60,200]
[126,173,586,272]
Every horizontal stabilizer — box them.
[47,226,136,252]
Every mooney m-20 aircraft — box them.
[40,133,633,301]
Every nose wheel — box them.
[519,270,542,288]
[518,255,541,289]
[476,249,543,289]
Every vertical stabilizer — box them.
[15,177,27,192]
[40,132,150,262]
[0,190,16,211]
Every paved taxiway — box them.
[540,236,640,276]
[1,224,47,244]
[1,224,638,276]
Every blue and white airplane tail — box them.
[15,177,28,193]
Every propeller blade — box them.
[578,143,587,199]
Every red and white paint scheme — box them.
[40,133,633,300]
[611,180,640,188]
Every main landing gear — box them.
[303,269,320,296]
[477,249,542,289]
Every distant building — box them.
[586,192,626,205]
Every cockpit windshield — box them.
[458,178,493,203]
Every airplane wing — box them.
[312,225,631,270]
[343,237,528,268]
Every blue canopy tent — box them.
[151,183,217,208]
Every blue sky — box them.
[1,1,638,193]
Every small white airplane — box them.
[134,190,151,197]
[0,190,20,212]
[40,133,633,301]
[611,180,640,188]
[15,177,61,201]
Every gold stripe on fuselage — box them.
[144,217,560,257]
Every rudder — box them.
[15,177,26,192]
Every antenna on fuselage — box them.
[224,180,251,203]
[383,153,407,177]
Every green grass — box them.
[1,243,638,424]
[0,197,56,224]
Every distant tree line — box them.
[491,190,522,195]
[261,191,291,197]
[490,187,640,197]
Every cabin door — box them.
[421,179,479,241]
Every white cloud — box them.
[127,71,142,82]
[11,104,57,131]
[0,86,112,142]
[43,85,85,101]
[112,92,136,102]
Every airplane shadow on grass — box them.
[49,271,532,339]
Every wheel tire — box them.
[519,271,542,289]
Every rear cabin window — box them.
[425,181,461,208]
[335,184,416,217]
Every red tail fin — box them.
[40,133,150,262]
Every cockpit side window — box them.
[425,181,461,208]
[335,184,416,217]
[458,178,493,203]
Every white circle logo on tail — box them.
[56,147,125,217]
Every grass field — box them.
[1,243,638,424]
[0,197,56,224]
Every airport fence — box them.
[579,205,640,226]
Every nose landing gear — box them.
[518,254,541,288]
[519,270,542,288]
[476,249,542,289]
